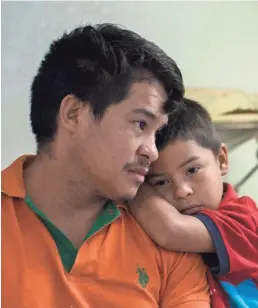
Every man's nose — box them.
[137,135,159,163]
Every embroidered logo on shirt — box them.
[137,265,149,288]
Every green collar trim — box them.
[25,195,121,271]
[85,200,121,240]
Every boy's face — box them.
[147,139,229,214]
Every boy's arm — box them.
[130,183,258,276]
[129,183,214,253]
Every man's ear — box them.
[59,94,83,133]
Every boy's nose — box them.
[174,184,193,200]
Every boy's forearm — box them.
[165,212,215,252]
[131,196,214,253]
[130,195,177,248]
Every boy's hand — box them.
[129,183,161,212]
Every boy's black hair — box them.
[30,23,184,150]
[156,98,221,153]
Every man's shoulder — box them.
[2,155,33,200]
[120,207,204,268]
[118,209,208,300]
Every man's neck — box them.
[23,154,107,248]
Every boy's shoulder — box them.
[196,183,257,231]
[197,183,258,244]
[219,182,257,213]
[196,182,258,276]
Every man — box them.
[2,24,210,307]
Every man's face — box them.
[147,140,229,214]
[73,81,168,201]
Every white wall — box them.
[2,1,258,201]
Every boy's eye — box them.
[187,167,199,176]
[153,179,170,186]
[136,121,147,131]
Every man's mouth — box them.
[127,167,149,183]
[128,167,149,176]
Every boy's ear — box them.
[218,143,229,176]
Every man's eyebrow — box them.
[131,108,157,120]
[178,156,200,169]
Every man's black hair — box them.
[30,23,184,149]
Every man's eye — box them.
[187,167,199,175]
[136,121,147,131]
[153,180,170,186]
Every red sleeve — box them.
[195,196,258,278]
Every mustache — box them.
[124,158,151,170]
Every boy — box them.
[130,99,258,307]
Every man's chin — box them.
[107,180,144,204]
[113,194,134,205]
[113,188,139,205]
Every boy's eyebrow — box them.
[147,156,200,179]
[178,156,200,169]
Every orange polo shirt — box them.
[2,156,210,308]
